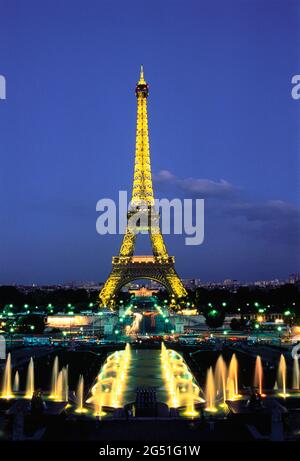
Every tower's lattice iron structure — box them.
[99,67,187,308]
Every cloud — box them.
[225,200,300,246]
[154,170,177,182]
[226,200,300,222]
[153,169,238,199]
[153,170,300,247]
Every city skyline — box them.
[0,0,299,285]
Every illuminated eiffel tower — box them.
[99,67,187,308]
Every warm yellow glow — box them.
[47,315,93,328]
[278,354,287,397]
[1,353,14,399]
[75,408,88,414]
[254,355,263,395]
[278,392,290,398]
[88,344,131,413]
[161,343,203,416]
[204,407,218,413]
[49,359,68,402]
[180,309,198,316]
[214,355,227,405]
[228,354,239,398]
[205,366,217,412]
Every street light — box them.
[9,327,14,350]
[114,330,119,343]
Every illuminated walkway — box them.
[122,349,169,405]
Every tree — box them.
[230,317,248,331]
[204,307,225,328]
[16,314,46,334]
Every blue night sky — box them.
[0,0,299,284]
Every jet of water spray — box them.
[1,353,13,399]
[214,355,227,404]
[25,357,35,399]
[13,371,19,392]
[228,353,238,396]
[254,355,263,395]
[205,366,216,412]
[277,354,287,397]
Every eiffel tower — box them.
[99,67,187,308]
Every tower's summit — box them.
[135,65,149,98]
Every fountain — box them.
[185,378,199,417]
[50,356,59,399]
[75,375,87,413]
[228,353,239,398]
[293,357,300,390]
[63,366,69,401]
[87,343,131,414]
[226,377,235,401]
[56,367,69,402]
[214,355,227,405]
[13,371,19,392]
[93,381,106,417]
[1,353,13,399]
[277,354,289,398]
[254,355,264,395]
[205,366,217,412]
[161,343,204,417]
[25,357,35,399]
[49,356,68,402]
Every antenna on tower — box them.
[139,65,146,84]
